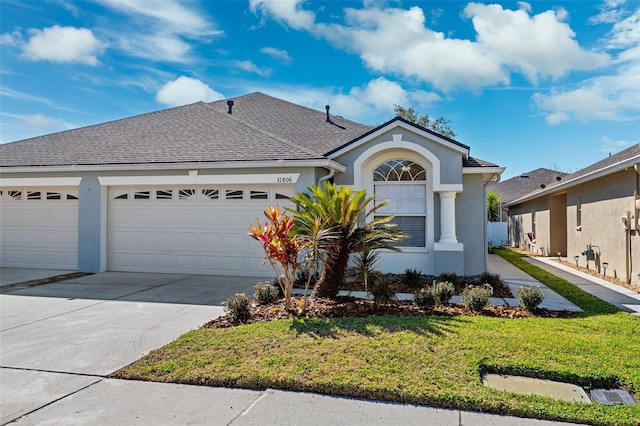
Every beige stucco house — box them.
[506,143,640,285]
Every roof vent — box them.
[556,176,562,181]
[227,100,234,114]
[520,175,530,178]
[325,105,331,122]
[539,184,546,189]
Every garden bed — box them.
[204,295,569,329]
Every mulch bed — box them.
[203,295,571,329]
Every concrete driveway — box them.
[0,271,264,424]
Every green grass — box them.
[114,250,640,425]
[492,247,620,315]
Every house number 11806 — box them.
[277,177,293,183]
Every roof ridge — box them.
[202,103,325,159]
[212,91,370,129]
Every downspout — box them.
[317,167,336,187]
[630,163,640,284]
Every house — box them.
[506,143,640,285]
[0,92,504,277]
[487,168,569,222]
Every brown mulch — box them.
[203,295,571,329]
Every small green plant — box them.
[438,271,462,286]
[371,274,397,309]
[400,268,423,288]
[413,287,437,309]
[517,286,544,311]
[477,272,503,288]
[461,285,492,311]
[254,282,280,304]
[431,281,455,305]
[223,293,251,321]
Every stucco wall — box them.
[565,170,638,284]
[458,174,487,275]
[509,169,639,284]
[332,128,464,186]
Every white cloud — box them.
[0,87,80,112]
[315,6,506,92]
[590,0,627,24]
[249,0,316,30]
[251,2,610,92]
[601,135,635,152]
[463,3,609,84]
[95,0,221,63]
[260,46,292,64]
[155,76,224,107]
[6,25,105,65]
[1,111,75,132]
[237,77,440,123]
[235,60,271,77]
[533,7,640,125]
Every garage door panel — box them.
[177,232,200,246]
[108,185,294,276]
[0,188,78,269]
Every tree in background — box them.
[487,191,502,222]
[394,105,456,139]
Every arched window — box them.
[373,160,426,247]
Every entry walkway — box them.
[488,255,583,312]
[528,257,640,315]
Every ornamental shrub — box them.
[414,287,436,309]
[401,268,423,288]
[223,293,251,321]
[461,285,492,311]
[431,281,455,305]
[371,275,397,309]
[254,282,280,304]
[517,286,544,311]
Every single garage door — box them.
[108,184,295,276]
[0,187,79,269]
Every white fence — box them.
[487,221,507,246]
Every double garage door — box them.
[108,184,295,276]
[0,187,79,269]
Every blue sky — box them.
[1,0,638,179]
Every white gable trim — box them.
[0,177,81,187]
[329,120,469,160]
[98,173,301,186]
[353,139,462,192]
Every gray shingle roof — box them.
[0,92,503,171]
[487,168,569,204]
[0,93,371,168]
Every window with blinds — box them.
[373,160,427,248]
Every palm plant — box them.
[291,182,406,298]
[487,191,501,222]
[354,242,380,295]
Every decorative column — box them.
[439,191,458,243]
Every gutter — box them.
[506,155,640,207]
[0,159,347,175]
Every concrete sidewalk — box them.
[528,257,640,315]
[487,255,583,312]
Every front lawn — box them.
[114,251,640,425]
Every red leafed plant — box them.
[249,205,300,310]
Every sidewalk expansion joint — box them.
[0,365,108,379]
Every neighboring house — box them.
[487,168,569,222]
[506,144,640,285]
[0,92,503,277]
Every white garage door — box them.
[108,185,296,276]
[0,188,79,269]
